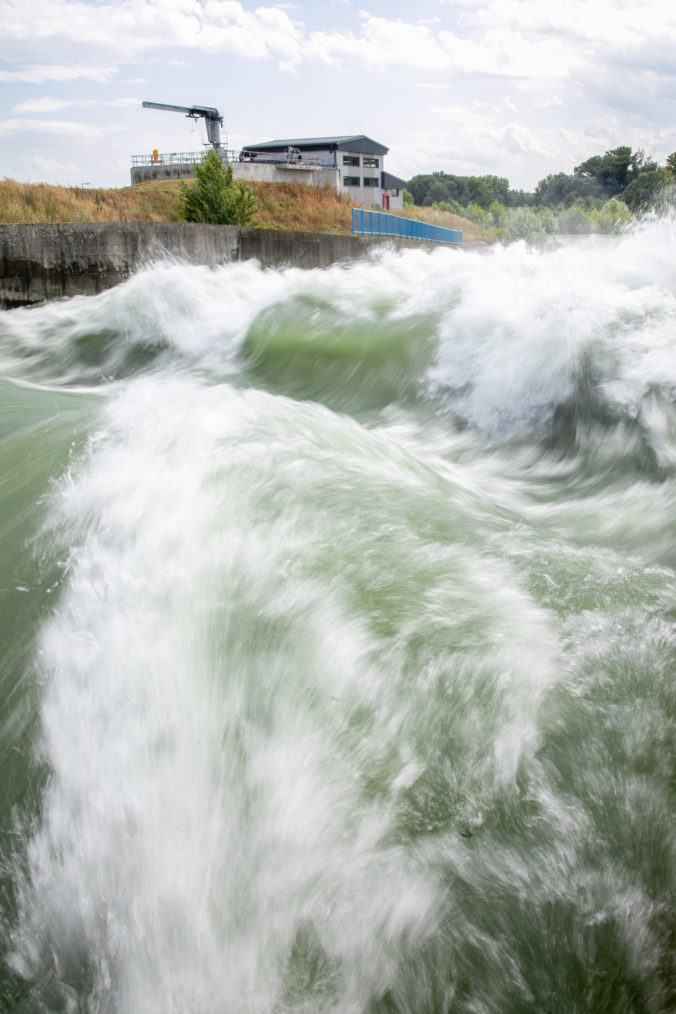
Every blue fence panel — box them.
[352,208,462,245]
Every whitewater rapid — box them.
[0,223,674,1012]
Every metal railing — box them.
[131,150,236,167]
[131,150,332,169]
[352,208,462,245]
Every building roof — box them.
[381,170,407,190]
[242,135,389,156]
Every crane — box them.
[142,101,224,150]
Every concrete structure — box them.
[130,148,340,191]
[0,222,447,308]
[130,135,407,210]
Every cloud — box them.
[499,123,555,158]
[12,97,138,114]
[0,64,117,84]
[29,155,81,178]
[0,118,107,140]
[0,1,305,68]
[1,0,674,86]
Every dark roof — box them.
[242,135,389,156]
[381,171,407,189]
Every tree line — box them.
[406,146,676,214]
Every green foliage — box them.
[535,207,558,234]
[406,144,675,224]
[592,198,633,233]
[488,200,509,230]
[179,150,258,226]
[503,207,548,245]
[407,171,519,210]
[558,204,593,235]
[620,169,667,211]
[535,172,602,207]
[403,189,414,207]
[433,199,464,215]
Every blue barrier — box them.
[352,208,462,245]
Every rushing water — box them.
[0,223,674,1013]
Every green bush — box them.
[179,150,258,226]
[558,205,592,234]
[591,198,633,233]
[503,207,548,245]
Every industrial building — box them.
[238,136,407,210]
[130,105,406,209]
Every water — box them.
[0,224,674,1013]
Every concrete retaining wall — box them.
[131,161,340,190]
[0,222,438,307]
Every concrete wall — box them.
[0,222,442,307]
[130,161,340,190]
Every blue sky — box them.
[1,0,675,192]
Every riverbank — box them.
[0,178,481,237]
[0,221,467,307]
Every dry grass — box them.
[0,178,182,224]
[252,182,355,233]
[0,177,487,240]
[392,204,488,243]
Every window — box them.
[343,155,360,166]
[363,176,379,187]
[363,157,379,168]
[343,176,360,187]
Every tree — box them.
[621,169,667,211]
[574,146,657,198]
[534,172,601,207]
[179,150,258,225]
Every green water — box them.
[0,233,674,1012]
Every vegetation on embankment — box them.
[0,177,487,241]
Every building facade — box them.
[239,136,406,210]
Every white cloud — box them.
[29,155,81,178]
[12,97,138,114]
[1,0,674,85]
[0,118,107,140]
[499,123,555,158]
[0,64,117,84]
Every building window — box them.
[363,177,379,187]
[343,155,360,166]
[363,157,379,168]
[343,176,360,187]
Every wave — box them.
[1,222,675,463]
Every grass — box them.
[0,177,487,240]
[0,178,182,224]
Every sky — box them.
[1,0,675,193]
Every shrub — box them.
[592,198,633,234]
[178,150,258,226]
[558,205,592,234]
[503,207,547,245]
